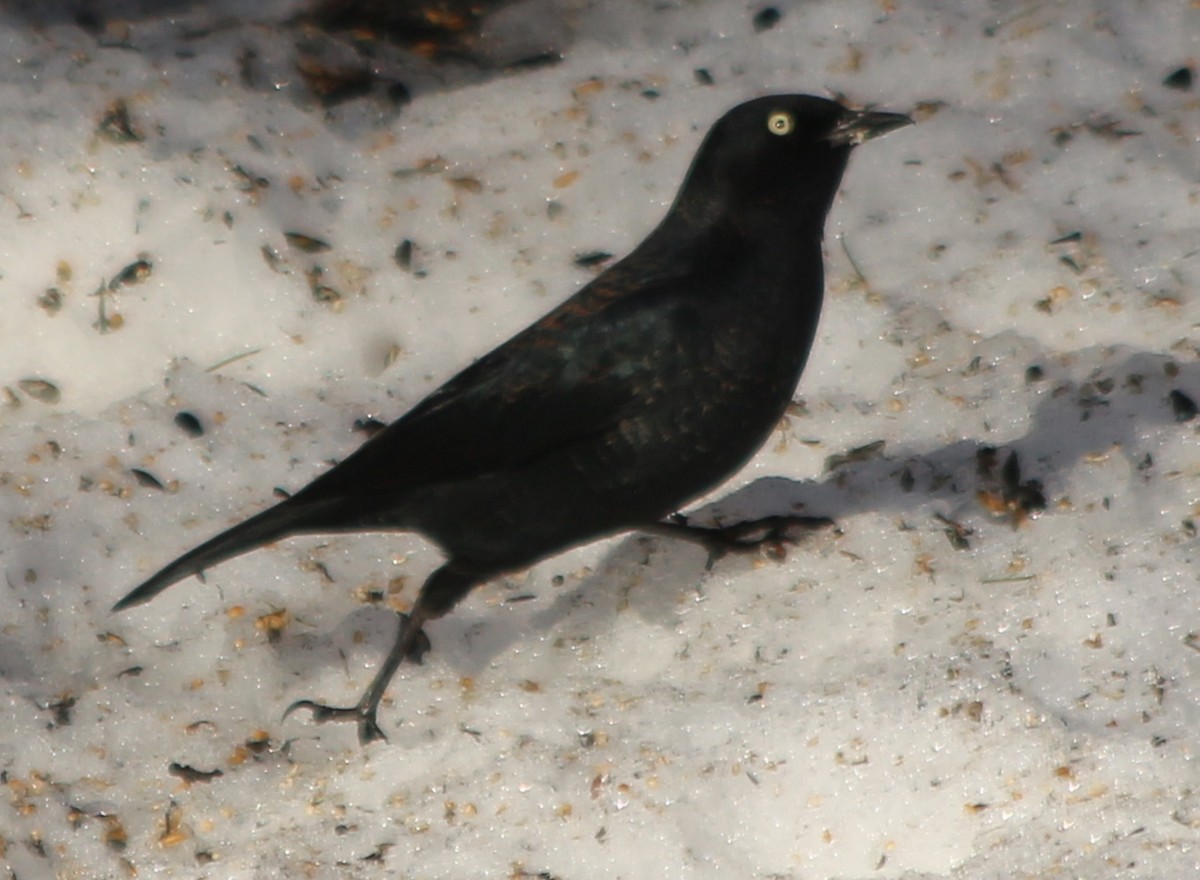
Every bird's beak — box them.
[826,108,913,146]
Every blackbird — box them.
[115,94,911,743]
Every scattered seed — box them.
[300,557,334,582]
[394,238,414,271]
[1163,66,1194,91]
[573,250,613,269]
[391,156,448,179]
[243,731,271,753]
[255,609,290,644]
[295,57,374,106]
[108,258,152,290]
[383,344,403,370]
[230,164,269,193]
[825,439,885,472]
[159,802,186,846]
[97,98,142,143]
[169,763,224,784]
[353,417,387,437]
[753,7,782,32]
[1003,449,1041,504]
[103,815,128,851]
[311,282,343,308]
[1169,389,1198,422]
[980,450,1047,526]
[174,411,204,437]
[18,378,60,404]
[935,513,973,550]
[130,468,165,490]
[37,287,63,314]
[505,51,561,70]
[261,244,286,273]
[285,232,331,254]
[44,694,76,727]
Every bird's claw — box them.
[279,613,434,746]
[282,698,387,745]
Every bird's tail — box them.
[113,497,337,612]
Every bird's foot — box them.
[281,615,433,745]
[652,513,836,569]
[283,699,387,745]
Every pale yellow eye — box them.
[767,110,794,136]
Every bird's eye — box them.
[767,110,794,136]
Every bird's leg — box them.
[283,563,483,745]
[644,513,835,570]
[283,610,430,744]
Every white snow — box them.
[2,1,1200,878]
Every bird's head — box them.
[671,94,911,236]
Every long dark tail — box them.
[113,497,340,612]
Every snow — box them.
[2,1,1200,877]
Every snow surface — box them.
[2,1,1200,877]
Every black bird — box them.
[115,95,911,743]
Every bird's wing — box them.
[293,231,730,505]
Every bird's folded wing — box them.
[291,238,717,505]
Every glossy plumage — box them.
[115,95,910,743]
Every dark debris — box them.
[174,411,205,437]
[1169,389,1198,423]
[1163,66,1194,91]
[753,7,782,32]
